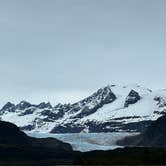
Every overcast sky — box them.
[0,0,166,106]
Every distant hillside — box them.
[117,114,166,147]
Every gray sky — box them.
[0,0,166,106]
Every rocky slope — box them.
[1,84,166,133]
[117,113,166,147]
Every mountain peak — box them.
[124,90,141,107]
[1,102,15,112]
[16,101,32,110]
[37,102,52,109]
[86,85,117,104]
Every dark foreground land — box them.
[1,146,166,165]
[1,115,166,165]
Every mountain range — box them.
[1,84,166,133]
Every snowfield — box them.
[26,132,138,152]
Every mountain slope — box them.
[1,84,166,133]
[0,120,72,151]
[117,113,166,147]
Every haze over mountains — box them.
[1,84,166,133]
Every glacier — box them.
[26,132,138,152]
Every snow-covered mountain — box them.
[1,84,166,133]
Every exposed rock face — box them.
[68,86,117,118]
[1,102,15,113]
[37,102,52,109]
[154,96,166,107]
[124,90,141,107]
[16,101,33,110]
